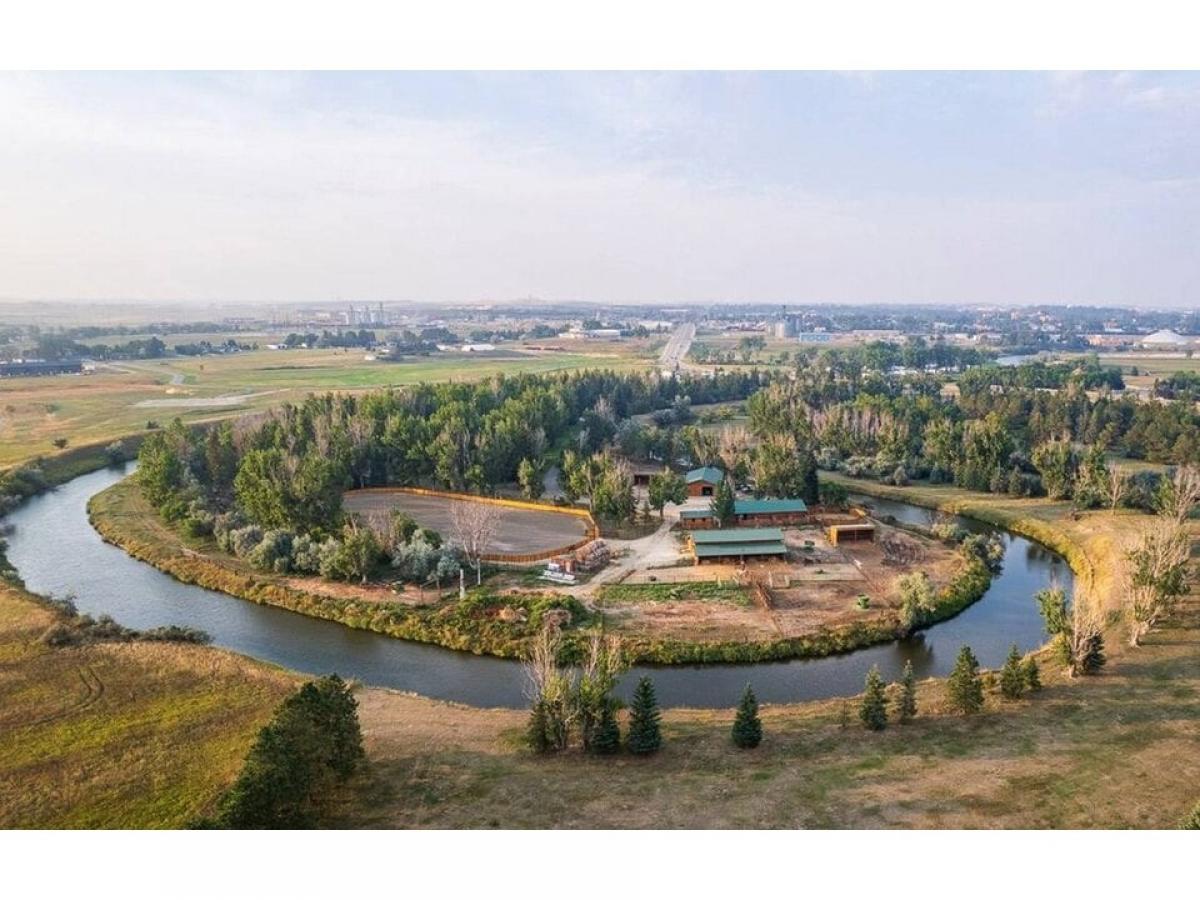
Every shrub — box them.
[731,684,763,748]
[290,534,323,574]
[229,525,264,558]
[931,521,968,543]
[947,645,984,714]
[104,440,128,465]
[626,676,662,754]
[590,704,621,755]
[248,529,295,573]
[526,700,553,753]
[1181,801,1200,829]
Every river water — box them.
[4,465,1071,708]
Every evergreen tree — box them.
[859,665,888,731]
[947,645,984,714]
[731,684,763,748]
[626,676,662,754]
[999,644,1026,700]
[1022,657,1042,692]
[589,703,621,755]
[896,659,918,722]
[526,699,552,753]
[710,476,736,527]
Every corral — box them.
[343,487,595,560]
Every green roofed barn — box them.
[679,497,808,529]
[689,526,788,564]
[685,466,724,497]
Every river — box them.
[3,464,1071,708]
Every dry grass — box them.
[0,584,296,828]
[327,480,1200,829]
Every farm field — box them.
[0,346,650,468]
[343,488,594,557]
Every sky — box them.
[1,71,1198,307]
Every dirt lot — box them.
[343,489,591,556]
[598,523,957,644]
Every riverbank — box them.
[7,468,1200,827]
[328,480,1200,828]
[88,475,998,665]
[0,581,296,828]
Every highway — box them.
[658,322,696,372]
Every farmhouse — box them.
[689,526,788,564]
[679,497,809,529]
[685,465,724,497]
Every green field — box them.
[0,346,650,468]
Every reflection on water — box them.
[4,466,1071,709]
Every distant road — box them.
[658,322,696,372]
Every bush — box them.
[229,525,264,559]
[931,522,968,544]
[731,684,763,748]
[105,440,128,465]
[247,529,295,573]
[1022,657,1041,692]
[204,675,364,828]
[1181,801,1200,829]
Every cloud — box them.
[0,72,1197,306]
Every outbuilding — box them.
[826,522,876,545]
[689,527,788,564]
[685,466,724,497]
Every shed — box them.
[685,465,724,497]
[826,522,876,545]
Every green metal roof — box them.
[693,541,788,558]
[691,527,785,544]
[685,466,724,484]
[735,498,807,515]
[680,509,714,519]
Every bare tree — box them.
[1104,465,1128,515]
[522,625,575,751]
[1159,465,1200,523]
[1123,519,1191,646]
[449,500,502,586]
[718,425,752,475]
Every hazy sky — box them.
[2,71,1198,307]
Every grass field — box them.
[0,346,650,468]
[0,583,296,828]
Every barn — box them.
[685,466,724,497]
[678,497,809,529]
[689,527,788,564]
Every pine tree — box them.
[710,476,736,527]
[731,684,763,748]
[896,659,918,722]
[947,645,984,714]
[999,644,1026,700]
[626,676,662,754]
[859,665,888,731]
[526,699,552,753]
[1022,657,1042,692]
[589,703,621,755]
